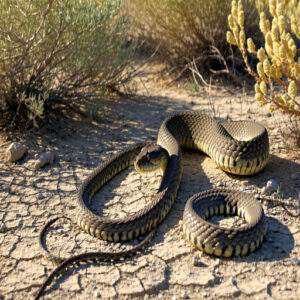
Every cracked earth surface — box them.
[0,74,300,300]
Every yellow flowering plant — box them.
[227,0,299,116]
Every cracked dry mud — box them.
[0,76,300,300]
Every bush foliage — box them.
[0,0,137,126]
[126,0,259,73]
[227,0,300,116]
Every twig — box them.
[257,196,300,218]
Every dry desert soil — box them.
[0,66,300,300]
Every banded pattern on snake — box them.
[36,112,269,298]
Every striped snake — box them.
[36,112,269,298]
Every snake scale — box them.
[36,111,269,298]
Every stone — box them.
[180,291,189,299]
[0,222,7,233]
[5,142,26,163]
[262,179,279,195]
[36,193,45,200]
[291,258,300,265]
[94,291,101,298]
[34,152,55,169]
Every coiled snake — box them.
[36,112,269,298]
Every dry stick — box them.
[258,196,300,218]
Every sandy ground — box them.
[0,67,300,300]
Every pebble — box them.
[265,265,271,271]
[230,277,237,285]
[31,227,37,233]
[262,179,279,195]
[291,258,300,265]
[217,181,225,187]
[234,216,239,222]
[94,291,101,298]
[34,152,55,169]
[36,193,45,200]
[57,228,64,234]
[180,291,189,299]
[5,142,26,163]
[281,285,289,291]
[0,222,7,233]
[172,296,177,300]
[202,292,209,297]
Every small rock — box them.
[202,292,209,297]
[36,193,45,200]
[172,296,177,300]
[34,152,55,169]
[266,112,272,117]
[265,265,271,271]
[31,227,37,233]
[180,291,189,299]
[193,256,199,266]
[230,277,237,286]
[262,179,279,195]
[5,142,26,162]
[234,216,240,222]
[0,222,7,233]
[281,285,289,291]
[57,228,64,234]
[94,291,101,298]
[291,258,300,265]
[217,181,225,187]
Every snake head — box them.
[134,144,169,174]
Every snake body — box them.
[37,112,269,298]
[76,112,268,253]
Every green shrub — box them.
[0,0,137,126]
[126,0,259,74]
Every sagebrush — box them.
[0,0,138,126]
[126,0,260,75]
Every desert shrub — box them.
[227,0,300,117]
[0,0,138,127]
[126,0,260,75]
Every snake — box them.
[36,111,269,298]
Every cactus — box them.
[227,0,300,116]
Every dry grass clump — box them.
[0,0,138,127]
[126,0,260,75]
